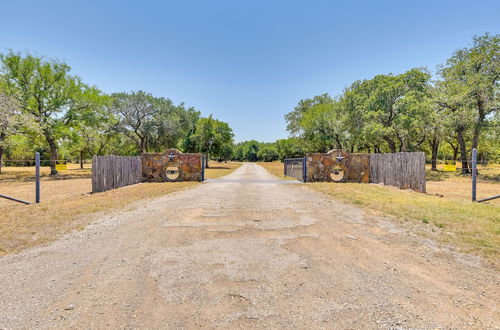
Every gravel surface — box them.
[0,163,498,329]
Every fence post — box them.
[472,148,477,202]
[302,156,307,182]
[35,152,40,203]
[201,155,205,182]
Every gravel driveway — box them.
[0,163,498,329]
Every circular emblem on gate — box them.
[165,166,180,180]
[330,166,345,182]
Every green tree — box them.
[437,33,499,173]
[111,91,156,154]
[0,52,105,175]
[341,68,432,153]
[0,93,20,173]
[190,115,234,167]
[285,93,333,136]
[299,103,348,152]
[275,138,307,160]
[257,145,279,162]
[64,99,117,167]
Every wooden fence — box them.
[369,152,426,192]
[92,156,142,193]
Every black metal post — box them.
[35,152,40,203]
[201,155,205,182]
[472,148,477,202]
[303,156,307,182]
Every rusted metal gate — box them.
[284,158,306,181]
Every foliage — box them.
[0,52,106,174]
[436,33,499,172]
[189,115,234,165]
[0,93,21,173]
[284,33,499,167]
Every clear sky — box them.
[1,0,499,142]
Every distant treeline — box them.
[0,55,234,174]
[234,34,499,173]
[1,34,498,174]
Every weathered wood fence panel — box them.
[92,156,142,193]
[369,152,426,192]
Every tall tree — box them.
[342,68,432,153]
[65,98,116,167]
[0,52,104,174]
[111,91,157,154]
[285,93,333,136]
[299,103,348,152]
[437,33,499,173]
[190,115,234,167]
[0,93,20,173]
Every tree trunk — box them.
[429,137,439,171]
[457,127,470,174]
[205,153,210,168]
[335,135,343,149]
[384,137,397,153]
[446,141,459,161]
[44,131,58,175]
[80,150,84,169]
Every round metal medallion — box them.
[165,166,180,180]
[330,166,345,182]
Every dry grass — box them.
[427,177,499,205]
[309,182,499,263]
[256,161,499,262]
[256,161,297,180]
[0,163,92,183]
[0,165,92,207]
[204,161,242,179]
[0,161,243,255]
[425,164,499,205]
[426,163,500,182]
[257,161,499,205]
[0,179,197,256]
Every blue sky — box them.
[1,0,499,142]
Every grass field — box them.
[204,161,242,179]
[0,161,241,255]
[259,161,500,204]
[258,161,499,263]
[255,161,296,180]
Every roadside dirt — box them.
[0,163,498,329]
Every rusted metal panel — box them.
[142,149,203,182]
[305,149,370,183]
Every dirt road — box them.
[0,163,498,329]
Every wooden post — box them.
[472,148,477,202]
[35,152,40,203]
